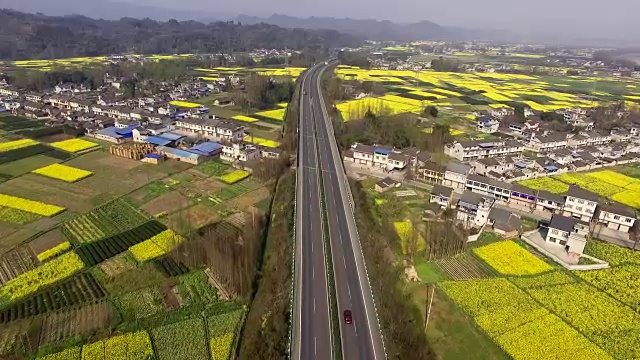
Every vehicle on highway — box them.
[343,310,352,324]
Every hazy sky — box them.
[4,0,639,41]
[114,0,638,40]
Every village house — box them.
[476,115,500,133]
[456,191,495,228]
[465,174,512,202]
[490,107,515,119]
[375,177,400,193]
[343,143,412,171]
[220,141,261,163]
[563,185,599,222]
[443,162,471,190]
[444,139,523,162]
[419,161,446,184]
[430,184,454,208]
[546,214,589,254]
[527,132,568,152]
[535,190,566,214]
[487,208,522,238]
[596,201,636,233]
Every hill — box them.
[0,9,361,60]
[234,14,505,41]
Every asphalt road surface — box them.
[293,61,386,360]
[292,63,333,360]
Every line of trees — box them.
[0,9,360,60]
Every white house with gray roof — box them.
[546,214,589,255]
[563,185,598,222]
[597,200,636,233]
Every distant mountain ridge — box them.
[234,14,506,42]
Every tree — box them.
[423,105,438,118]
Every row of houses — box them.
[428,181,635,254]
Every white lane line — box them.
[343,256,347,269]
[314,298,316,313]
[354,322,359,336]
[312,267,315,280]
[311,240,314,253]
[347,284,352,300]
[314,336,317,356]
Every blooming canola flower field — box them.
[518,169,640,209]
[333,66,640,121]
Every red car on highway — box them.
[343,310,352,324]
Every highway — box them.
[292,61,386,360]
[292,63,333,360]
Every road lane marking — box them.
[348,284,352,299]
[312,267,315,280]
[314,298,316,313]
[343,256,347,269]
[314,336,317,355]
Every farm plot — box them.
[0,206,42,224]
[162,204,220,234]
[0,252,85,308]
[0,318,37,356]
[61,198,150,244]
[0,246,38,286]
[527,283,640,359]
[573,265,640,312]
[0,193,65,216]
[436,253,492,280]
[38,347,81,360]
[141,191,190,218]
[175,270,218,307]
[0,272,106,324]
[440,278,608,360]
[98,252,137,278]
[510,271,576,289]
[518,177,569,194]
[151,317,209,360]
[473,240,552,276]
[113,286,167,321]
[129,229,185,262]
[0,154,61,177]
[207,180,261,205]
[39,300,116,347]
[207,309,244,360]
[154,256,190,277]
[0,144,53,165]
[32,163,93,182]
[193,161,230,177]
[80,331,154,360]
[75,220,168,266]
[583,240,640,265]
[49,138,99,153]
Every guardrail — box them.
[316,63,388,359]
[288,67,310,360]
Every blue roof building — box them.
[156,146,202,164]
[156,132,184,141]
[145,136,173,146]
[95,126,128,143]
[188,142,223,156]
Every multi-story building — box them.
[527,133,567,152]
[535,190,566,214]
[456,191,495,228]
[174,118,244,142]
[430,185,453,208]
[343,143,412,171]
[476,116,500,133]
[444,163,471,190]
[597,201,636,233]
[472,157,515,176]
[445,139,523,162]
[563,185,598,222]
[465,174,512,202]
[419,161,445,184]
[546,214,589,254]
[220,141,261,163]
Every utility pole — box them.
[425,285,435,331]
